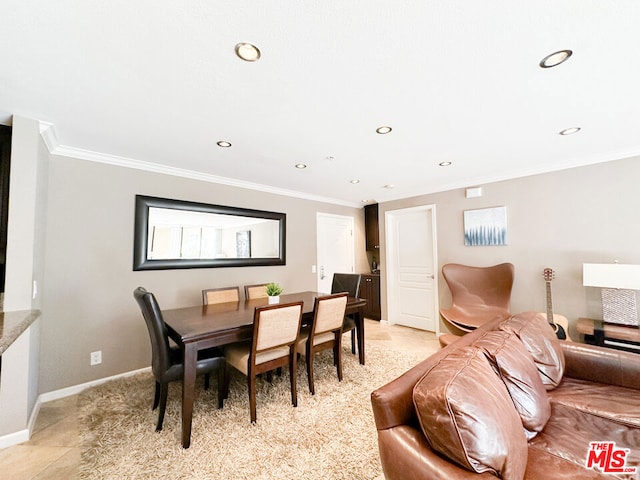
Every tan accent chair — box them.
[244,283,269,300]
[439,262,514,335]
[296,292,348,395]
[225,301,303,423]
[202,286,241,305]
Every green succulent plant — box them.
[265,282,283,296]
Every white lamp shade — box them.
[583,263,640,290]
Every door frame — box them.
[385,204,439,334]
[316,212,355,292]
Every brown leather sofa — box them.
[371,312,640,479]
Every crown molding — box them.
[38,121,361,208]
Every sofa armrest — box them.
[561,341,640,389]
[377,426,496,480]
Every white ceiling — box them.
[3,1,640,207]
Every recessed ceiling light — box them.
[235,42,261,62]
[295,163,307,169]
[559,127,581,136]
[439,161,452,167]
[350,179,360,184]
[384,184,395,189]
[539,50,573,68]
[217,141,232,148]
[326,156,334,161]
[376,126,392,134]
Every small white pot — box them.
[268,295,280,304]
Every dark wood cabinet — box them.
[361,274,381,320]
[364,203,379,251]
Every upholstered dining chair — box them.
[224,301,303,423]
[439,262,515,335]
[202,286,241,305]
[331,273,362,355]
[295,292,348,395]
[134,287,227,431]
[244,283,269,300]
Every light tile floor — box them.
[0,319,440,479]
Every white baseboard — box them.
[0,366,151,450]
[0,429,29,450]
[37,366,151,403]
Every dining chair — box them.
[331,273,362,355]
[439,262,515,335]
[134,287,227,431]
[202,286,241,305]
[244,283,269,300]
[296,292,348,395]
[224,301,303,423]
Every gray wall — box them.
[378,156,640,340]
[40,155,367,393]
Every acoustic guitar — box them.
[543,268,571,341]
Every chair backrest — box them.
[331,273,361,297]
[133,287,171,380]
[312,293,348,336]
[245,283,269,299]
[252,301,303,354]
[442,263,515,311]
[202,286,240,305]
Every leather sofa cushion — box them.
[500,311,565,389]
[413,346,528,480]
[474,330,551,435]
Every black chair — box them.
[331,273,362,355]
[134,287,227,431]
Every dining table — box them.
[162,290,367,448]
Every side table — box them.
[576,317,640,353]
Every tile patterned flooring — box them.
[0,319,440,479]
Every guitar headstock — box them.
[543,268,555,282]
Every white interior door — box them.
[316,213,355,294]
[386,205,438,332]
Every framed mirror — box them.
[133,195,286,270]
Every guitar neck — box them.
[545,281,553,323]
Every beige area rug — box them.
[78,344,423,480]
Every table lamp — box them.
[583,263,640,326]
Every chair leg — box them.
[223,363,230,400]
[266,370,273,383]
[152,381,160,410]
[217,365,225,409]
[335,337,343,382]
[351,329,356,354]
[204,372,210,390]
[290,350,298,407]
[156,382,169,432]
[248,373,257,423]
[306,346,315,395]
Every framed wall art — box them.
[463,206,507,246]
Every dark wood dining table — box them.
[162,291,367,448]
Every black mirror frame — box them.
[133,195,286,271]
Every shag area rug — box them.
[79,344,423,480]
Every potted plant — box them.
[266,282,283,304]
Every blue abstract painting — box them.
[464,206,507,246]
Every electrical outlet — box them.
[90,350,102,366]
